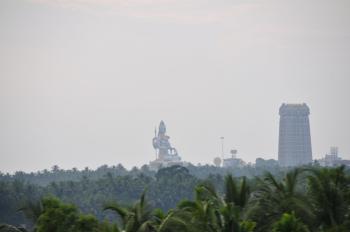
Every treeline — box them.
[0,164,140,186]
[0,163,287,226]
[0,161,284,186]
[1,166,199,226]
[1,165,350,231]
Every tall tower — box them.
[278,103,312,166]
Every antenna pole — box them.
[220,137,224,159]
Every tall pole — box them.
[155,127,158,159]
[220,136,224,159]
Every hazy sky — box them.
[1,0,349,173]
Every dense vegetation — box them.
[1,164,349,232]
[0,162,285,224]
[0,161,282,186]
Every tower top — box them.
[279,103,310,116]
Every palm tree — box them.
[221,175,253,232]
[307,165,350,230]
[151,208,189,232]
[105,191,190,232]
[177,183,221,232]
[176,177,255,232]
[104,191,155,232]
[224,175,250,211]
[247,168,313,231]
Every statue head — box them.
[158,120,166,135]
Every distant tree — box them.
[51,166,60,173]
[155,165,190,181]
[116,164,126,172]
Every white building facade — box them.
[278,103,313,167]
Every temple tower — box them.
[278,103,312,166]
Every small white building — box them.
[222,150,245,168]
[318,147,349,167]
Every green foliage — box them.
[36,197,79,232]
[74,215,99,232]
[33,197,120,232]
[176,177,255,232]
[307,165,350,231]
[1,165,350,232]
[153,210,189,232]
[240,221,256,232]
[224,175,250,209]
[247,168,313,231]
[272,212,309,232]
[17,199,43,231]
[0,164,286,225]
[104,191,154,232]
